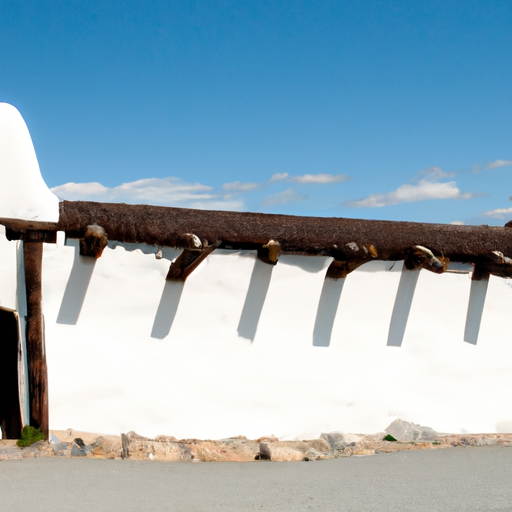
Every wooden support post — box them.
[23,237,49,439]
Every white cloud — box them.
[345,179,475,208]
[51,181,109,198]
[270,172,289,181]
[189,199,245,211]
[51,177,242,210]
[222,181,261,191]
[451,221,465,225]
[269,172,350,184]
[290,173,350,184]
[261,188,307,206]
[486,160,512,170]
[482,206,512,219]
[415,166,455,181]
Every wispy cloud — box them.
[345,179,475,208]
[486,160,512,170]
[51,177,243,210]
[414,166,455,181]
[290,173,350,184]
[261,188,307,206]
[481,206,512,219]
[269,172,350,184]
[222,181,261,191]
[270,172,289,181]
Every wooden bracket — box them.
[474,251,512,278]
[79,225,108,258]
[404,245,448,274]
[257,240,281,265]
[325,259,365,279]
[166,239,221,281]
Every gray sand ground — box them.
[1,445,512,511]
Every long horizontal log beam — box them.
[2,201,512,265]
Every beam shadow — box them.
[56,241,96,325]
[464,276,489,345]
[313,277,345,347]
[237,259,274,342]
[387,267,420,347]
[151,280,184,339]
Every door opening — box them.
[0,307,22,439]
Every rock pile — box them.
[2,420,512,462]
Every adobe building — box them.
[1,102,512,441]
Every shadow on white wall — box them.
[56,241,96,325]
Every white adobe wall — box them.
[2,102,512,439]
[39,239,512,439]
[0,103,59,223]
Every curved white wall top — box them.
[0,103,59,223]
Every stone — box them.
[342,446,375,456]
[91,436,122,459]
[385,419,438,442]
[120,431,193,461]
[22,440,52,458]
[256,436,279,443]
[52,442,70,456]
[259,442,305,462]
[70,441,87,456]
[304,438,331,453]
[184,437,259,462]
[320,432,363,450]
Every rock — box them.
[0,440,22,460]
[120,431,193,461]
[52,442,70,456]
[154,435,178,443]
[70,441,87,457]
[304,438,331,453]
[385,419,438,442]
[320,432,362,450]
[256,436,279,443]
[184,437,259,462]
[49,433,60,444]
[22,440,52,458]
[259,442,305,462]
[342,446,375,456]
[91,436,122,459]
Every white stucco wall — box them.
[0,103,59,223]
[1,102,512,439]
[33,238,512,439]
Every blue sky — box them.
[1,1,511,225]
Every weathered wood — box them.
[403,245,448,274]
[166,241,220,281]
[2,200,512,268]
[257,240,281,265]
[23,239,48,439]
[49,201,512,265]
[79,224,108,258]
[5,228,57,244]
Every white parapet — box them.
[0,103,59,223]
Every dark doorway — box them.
[0,307,22,439]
